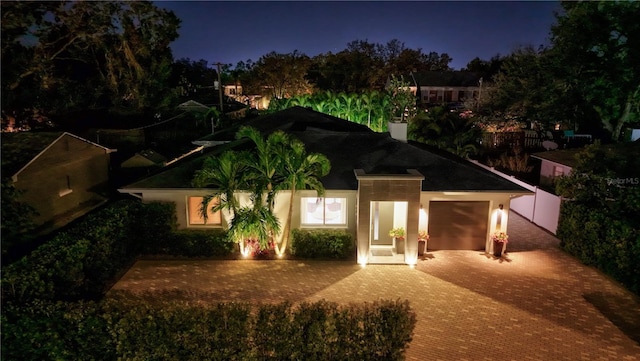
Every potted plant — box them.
[491,231,509,257]
[418,230,429,256]
[389,227,405,254]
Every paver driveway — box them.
[111,212,640,360]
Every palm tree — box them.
[372,92,391,132]
[409,107,480,158]
[339,92,355,121]
[276,138,330,255]
[236,126,289,210]
[192,150,248,220]
[193,150,252,254]
[235,126,292,253]
[228,204,281,253]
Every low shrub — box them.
[290,229,355,259]
[1,298,416,361]
[558,203,640,294]
[1,300,113,361]
[1,200,177,303]
[144,229,235,258]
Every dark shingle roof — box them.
[1,132,64,176]
[530,149,582,168]
[122,107,528,193]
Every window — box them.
[428,90,438,103]
[553,166,564,178]
[301,197,347,226]
[188,196,221,225]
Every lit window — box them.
[188,196,221,225]
[301,197,347,226]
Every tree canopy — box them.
[1,1,180,128]
[550,1,640,141]
[477,1,640,140]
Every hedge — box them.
[1,297,416,361]
[290,229,355,259]
[143,229,235,258]
[558,202,640,295]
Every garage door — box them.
[428,201,489,250]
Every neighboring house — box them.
[177,100,210,113]
[1,132,114,234]
[121,149,167,169]
[223,83,243,99]
[531,149,580,189]
[407,71,482,106]
[118,107,530,265]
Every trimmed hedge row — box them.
[557,203,640,294]
[290,229,355,259]
[1,200,241,304]
[143,229,236,257]
[1,297,416,361]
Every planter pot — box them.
[493,241,504,257]
[418,240,426,256]
[395,237,405,254]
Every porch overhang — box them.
[354,169,424,266]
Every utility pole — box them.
[215,62,224,115]
[476,77,483,111]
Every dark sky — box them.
[157,1,561,70]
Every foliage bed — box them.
[557,203,640,294]
[1,297,416,361]
[144,229,235,258]
[290,229,355,259]
[556,143,640,295]
[1,200,172,303]
[0,199,243,304]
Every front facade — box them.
[408,71,482,107]
[119,107,529,264]
[2,132,114,233]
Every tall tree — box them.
[252,51,314,99]
[192,150,249,220]
[550,1,640,141]
[170,58,217,101]
[386,75,417,122]
[482,47,556,127]
[408,106,481,158]
[463,54,505,80]
[236,126,289,211]
[1,1,180,127]
[276,138,330,256]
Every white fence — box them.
[470,160,561,234]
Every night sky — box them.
[156,1,562,70]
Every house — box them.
[531,149,581,189]
[1,132,115,234]
[118,107,530,265]
[177,100,210,113]
[121,149,167,169]
[408,71,482,107]
[223,82,243,99]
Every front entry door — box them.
[370,201,395,246]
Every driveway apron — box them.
[111,212,640,360]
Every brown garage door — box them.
[428,201,489,250]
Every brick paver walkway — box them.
[110,212,640,360]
